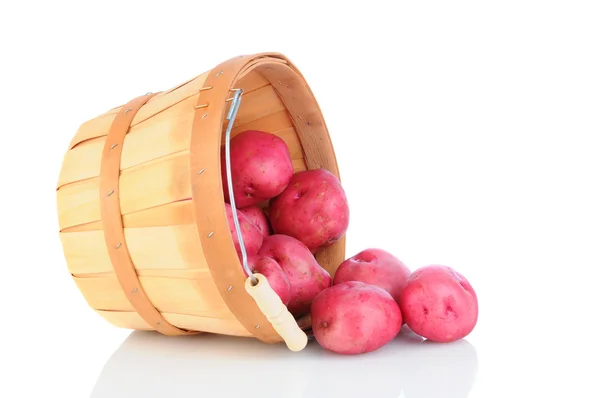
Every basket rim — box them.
[189,52,345,343]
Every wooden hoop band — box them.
[99,92,198,336]
[190,54,291,343]
[190,53,327,343]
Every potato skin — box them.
[311,281,402,355]
[221,130,294,208]
[257,234,331,317]
[248,256,292,306]
[400,265,478,343]
[333,248,411,306]
[225,203,263,262]
[239,206,271,238]
[269,168,349,252]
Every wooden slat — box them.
[57,151,191,230]
[234,69,271,93]
[292,157,307,172]
[88,72,203,120]
[60,200,194,232]
[59,147,304,233]
[59,81,287,189]
[60,224,205,274]
[58,95,198,188]
[73,274,231,318]
[220,126,304,161]
[229,108,293,135]
[71,113,117,148]
[96,310,251,336]
[271,127,304,160]
[69,71,210,149]
[57,151,304,231]
[68,70,270,150]
[74,269,208,279]
[224,85,286,127]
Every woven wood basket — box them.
[56,52,345,351]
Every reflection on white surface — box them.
[91,326,478,398]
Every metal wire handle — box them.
[224,88,258,285]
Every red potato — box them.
[248,256,291,306]
[225,203,263,262]
[257,234,331,317]
[400,265,478,343]
[311,281,403,355]
[239,206,271,238]
[333,248,411,306]
[221,130,294,208]
[269,168,349,253]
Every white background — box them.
[2,1,599,397]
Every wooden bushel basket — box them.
[56,52,345,351]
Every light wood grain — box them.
[229,109,293,135]
[59,83,296,190]
[57,151,191,230]
[60,199,194,232]
[69,70,271,150]
[221,126,304,160]
[292,157,307,172]
[69,71,209,149]
[60,224,206,274]
[58,95,198,188]
[73,274,231,318]
[232,69,271,94]
[224,85,286,127]
[74,269,209,279]
[57,142,305,232]
[96,310,252,336]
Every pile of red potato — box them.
[222,130,478,355]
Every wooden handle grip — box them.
[244,273,308,352]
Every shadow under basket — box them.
[56,52,345,351]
